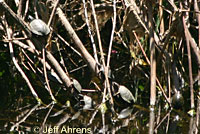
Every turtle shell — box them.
[119,85,135,103]
[30,19,50,36]
[72,79,82,93]
[172,91,184,109]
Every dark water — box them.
[0,52,198,133]
[0,90,197,134]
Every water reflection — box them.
[0,89,199,134]
[1,99,197,134]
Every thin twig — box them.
[56,6,98,75]
[133,32,170,104]
[159,0,164,35]
[194,3,200,128]
[6,24,40,103]
[55,33,82,57]
[56,40,69,75]
[42,0,60,102]
[17,0,24,17]
[33,0,38,19]
[47,0,59,27]
[89,0,105,65]
[41,103,54,133]
[0,0,32,36]
[10,104,40,131]
[90,0,114,106]
[82,0,99,64]
[22,0,29,20]
[1,1,72,88]
[43,47,57,102]
[183,15,195,110]
[11,40,64,85]
[194,0,200,48]
[195,98,200,134]
[154,109,172,131]
[106,0,117,67]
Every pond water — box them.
[0,90,197,134]
[0,52,198,133]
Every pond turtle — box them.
[30,19,50,36]
[172,91,184,109]
[72,79,82,93]
[118,85,135,103]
